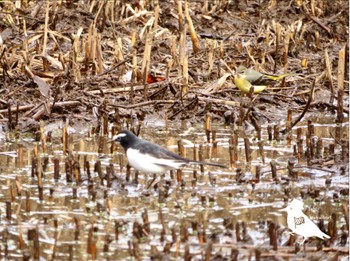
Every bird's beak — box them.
[279,207,288,212]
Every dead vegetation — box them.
[0,0,348,134]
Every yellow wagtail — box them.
[234,65,290,94]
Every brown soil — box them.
[0,1,348,131]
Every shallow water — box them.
[0,117,348,260]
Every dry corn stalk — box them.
[177,0,183,33]
[141,31,153,84]
[184,0,200,53]
[132,31,138,83]
[179,24,187,65]
[324,48,334,101]
[207,39,217,76]
[182,56,188,95]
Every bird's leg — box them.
[146,174,157,189]
[287,231,294,235]
[158,174,165,187]
[299,237,307,245]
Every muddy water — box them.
[0,118,348,260]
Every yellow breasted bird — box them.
[234,65,290,94]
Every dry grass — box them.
[0,0,348,130]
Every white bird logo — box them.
[280,199,330,245]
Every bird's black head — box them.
[112,130,138,150]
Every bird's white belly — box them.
[126,148,183,174]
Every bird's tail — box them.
[321,232,330,239]
[317,231,330,240]
[265,73,291,81]
[254,73,292,86]
[190,161,227,168]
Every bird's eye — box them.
[113,133,127,142]
[113,135,121,142]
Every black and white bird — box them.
[112,130,226,176]
[280,199,330,245]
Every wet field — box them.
[0,115,348,260]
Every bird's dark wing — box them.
[190,161,227,168]
[138,140,227,168]
[249,74,277,86]
[138,140,190,163]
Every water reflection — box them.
[0,119,347,259]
